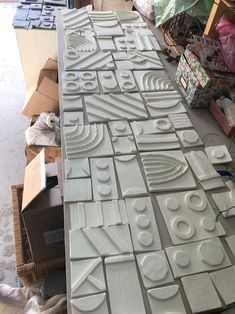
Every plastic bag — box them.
[216,15,235,73]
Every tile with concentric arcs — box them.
[133,70,174,92]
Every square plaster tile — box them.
[210,266,235,305]
[130,118,174,136]
[69,225,133,259]
[225,235,235,256]
[176,129,203,148]
[165,237,231,278]
[97,71,120,94]
[126,197,162,252]
[69,200,128,229]
[135,133,180,151]
[62,71,99,95]
[212,190,235,218]
[140,151,196,192]
[64,178,92,202]
[133,70,174,92]
[181,273,221,313]
[98,37,116,51]
[156,189,225,245]
[112,51,129,60]
[111,136,137,154]
[147,285,186,314]
[128,51,163,69]
[168,113,193,129]
[70,257,106,297]
[136,34,161,51]
[61,95,83,111]
[64,158,90,179]
[136,251,173,289]
[108,120,132,137]
[63,112,84,126]
[105,254,146,314]
[115,60,133,70]
[115,70,138,92]
[62,9,92,29]
[205,145,232,164]
[71,293,109,314]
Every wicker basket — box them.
[11,184,65,287]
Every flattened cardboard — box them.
[37,58,58,87]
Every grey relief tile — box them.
[108,120,132,137]
[131,118,174,136]
[63,111,84,126]
[71,293,109,314]
[62,71,99,95]
[65,32,97,52]
[97,71,120,94]
[64,178,92,202]
[135,133,180,151]
[133,70,174,91]
[114,35,142,51]
[116,11,144,23]
[168,113,193,129]
[89,12,123,36]
[128,51,163,69]
[62,9,92,29]
[176,129,203,148]
[61,95,83,112]
[112,136,137,154]
[115,70,138,92]
[65,158,90,179]
[98,37,116,51]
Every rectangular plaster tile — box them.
[114,35,142,51]
[176,130,203,148]
[115,60,133,70]
[27,9,41,20]
[212,191,235,218]
[115,70,138,92]
[112,135,137,154]
[64,124,114,159]
[225,235,235,256]
[69,225,133,259]
[62,71,99,94]
[148,285,186,314]
[93,23,123,36]
[136,34,161,51]
[210,266,235,305]
[70,293,109,314]
[128,51,163,69]
[65,33,97,52]
[40,16,54,23]
[156,189,225,245]
[90,158,118,201]
[62,9,92,29]
[165,237,231,278]
[121,22,149,29]
[14,8,29,20]
[140,151,196,192]
[205,145,232,164]
[114,155,147,197]
[70,257,106,298]
[181,273,221,313]
[65,158,90,179]
[84,93,148,123]
[64,178,92,202]
[64,51,115,71]
[168,113,193,129]
[105,254,146,314]
[62,95,83,112]
[108,120,132,137]
[185,151,225,190]
[13,19,30,28]
[126,197,162,252]
[116,11,144,23]
[89,11,117,23]
[112,51,129,60]
[135,133,181,151]
[69,200,128,229]
[63,112,84,126]
[131,118,174,136]
[136,250,173,289]
[133,70,174,92]
[45,0,66,5]
[142,91,186,118]
[98,38,116,51]
[97,71,120,94]
[38,21,54,29]
[125,27,153,36]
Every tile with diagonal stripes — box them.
[62,9,92,30]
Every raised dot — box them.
[96,160,109,170]
[174,250,190,268]
[67,50,79,59]
[201,217,216,232]
[154,119,171,131]
[114,121,126,131]
[98,185,111,196]
[136,215,151,228]
[133,199,146,212]
[185,191,207,212]
[82,81,97,91]
[165,197,179,211]
[123,81,134,90]
[103,73,112,79]
[171,217,195,240]
[213,149,225,159]
[97,171,110,183]
[138,231,153,247]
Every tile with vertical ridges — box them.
[131,118,174,136]
[61,95,83,111]
[62,9,92,29]
[133,70,174,91]
[168,113,193,129]
[125,197,162,252]
[114,155,147,197]
[108,120,132,137]
[84,93,148,123]
[71,293,109,314]
[64,178,92,202]
[128,51,163,69]
[135,34,161,51]
[112,136,137,154]
[115,70,138,92]
[62,71,99,94]
[69,225,133,259]
[63,112,84,126]
[135,133,180,151]
[65,158,90,179]
[176,129,203,148]
[97,71,120,94]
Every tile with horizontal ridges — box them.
[176,129,203,148]
[108,120,132,136]
[89,12,123,36]
[133,70,174,91]
[112,136,137,154]
[71,293,109,314]
[62,9,92,30]
[64,178,92,202]
[116,11,144,23]
[168,113,193,129]
[97,71,120,93]
[65,158,90,179]
[205,145,232,164]
[61,95,83,111]
[62,71,99,94]
[131,118,174,136]
[63,112,84,126]
[135,133,180,151]
[128,51,163,69]
[115,70,138,92]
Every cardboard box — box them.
[22,149,64,262]
[25,145,62,164]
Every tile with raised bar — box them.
[156,189,225,245]
[105,254,146,314]
[114,155,147,197]
[212,190,235,218]
[64,124,114,159]
[210,266,235,305]
[205,145,232,164]
[168,113,193,129]
[115,70,138,92]
[108,120,132,137]
[84,93,148,123]
[142,90,186,118]
[114,35,142,51]
[112,51,129,60]
[185,151,225,190]
[64,50,115,71]
[166,237,231,278]
[136,250,173,289]
[65,158,90,179]
[147,285,186,314]
[64,178,92,202]
[116,11,144,23]
[131,118,174,136]
[225,235,235,255]
[70,257,106,298]
[181,273,221,313]
[115,60,133,70]
[97,71,120,94]
[176,129,203,148]
[135,133,180,151]
[69,225,133,259]
[128,51,163,69]
[70,200,128,229]
[71,293,109,314]
[65,32,97,52]
[98,37,116,51]
[63,112,84,126]
[140,151,196,192]
[62,71,99,95]
[135,34,161,51]
[61,95,83,111]
[125,197,162,252]
[90,158,118,201]
[62,9,92,29]
[112,136,137,154]
[133,70,174,91]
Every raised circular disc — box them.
[154,119,172,131]
[114,121,126,132]
[98,185,111,196]
[198,240,225,266]
[200,217,216,232]
[64,81,80,92]
[136,215,151,228]
[213,149,225,159]
[96,160,109,170]
[133,199,146,212]
[173,250,190,268]
[138,231,154,247]
[185,191,207,212]
[97,171,110,183]
[171,216,195,240]
[165,197,180,211]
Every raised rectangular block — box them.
[131,118,174,136]
[205,145,232,164]
[61,95,83,111]
[63,112,84,126]
[115,70,138,92]
[108,120,132,137]
[97,71,120,94]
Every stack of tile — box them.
[58,9,235,314]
